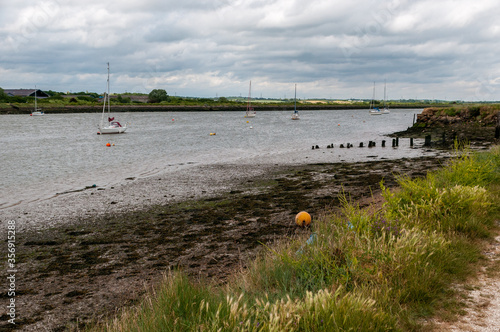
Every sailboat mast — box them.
[106,62,111,119]
[294,84,297,112]
[34,85,37,110]
[101,62,111,126]
[247,80,251,112]
[370,81,375,109]
[383,79,387,108]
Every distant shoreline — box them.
[0,103,432,114]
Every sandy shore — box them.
[1,162,283,233]
[1,139,447,233]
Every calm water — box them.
[0,109,423,209]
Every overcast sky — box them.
[1,0,499,100]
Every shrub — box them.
[443,108,458,116]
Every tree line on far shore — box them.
[2,87,497,110]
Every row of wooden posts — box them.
[312,137,409,150]
[312,112,500,151]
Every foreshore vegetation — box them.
[87,144,500,331]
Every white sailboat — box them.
[98,63,127,134]
[291,84,299,120]
[382,80,390,114]
[244,81,256,118]
[369,81,382,115]
[30,87,44,116]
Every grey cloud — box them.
[1,0,499,100]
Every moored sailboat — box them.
[291,84,299,120]
[369,82,382,115]
[382,80,390,114]
[98,63,127,134]
[244,81,256,118]
[30,87,44,116]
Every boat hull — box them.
[98,126,127,134]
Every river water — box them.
[1,109,426,209]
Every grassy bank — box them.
[414,105,500,128]
[0,100,466,114]
[87,146,499,331]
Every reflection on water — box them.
[0,109,424,208]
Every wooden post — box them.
[359,142,364,147]
[382,140,386,147]
[396,137,399,147]
[410,138,413,147]
[424,135,431,146]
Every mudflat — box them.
[0,154,453,331]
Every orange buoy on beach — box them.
[106,143,111,147]
[295,211,312,227]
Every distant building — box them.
[4,89,49,98]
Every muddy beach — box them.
[0,152,457,331]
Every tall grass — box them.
[87,146,500,331]
[383,145,499,237]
